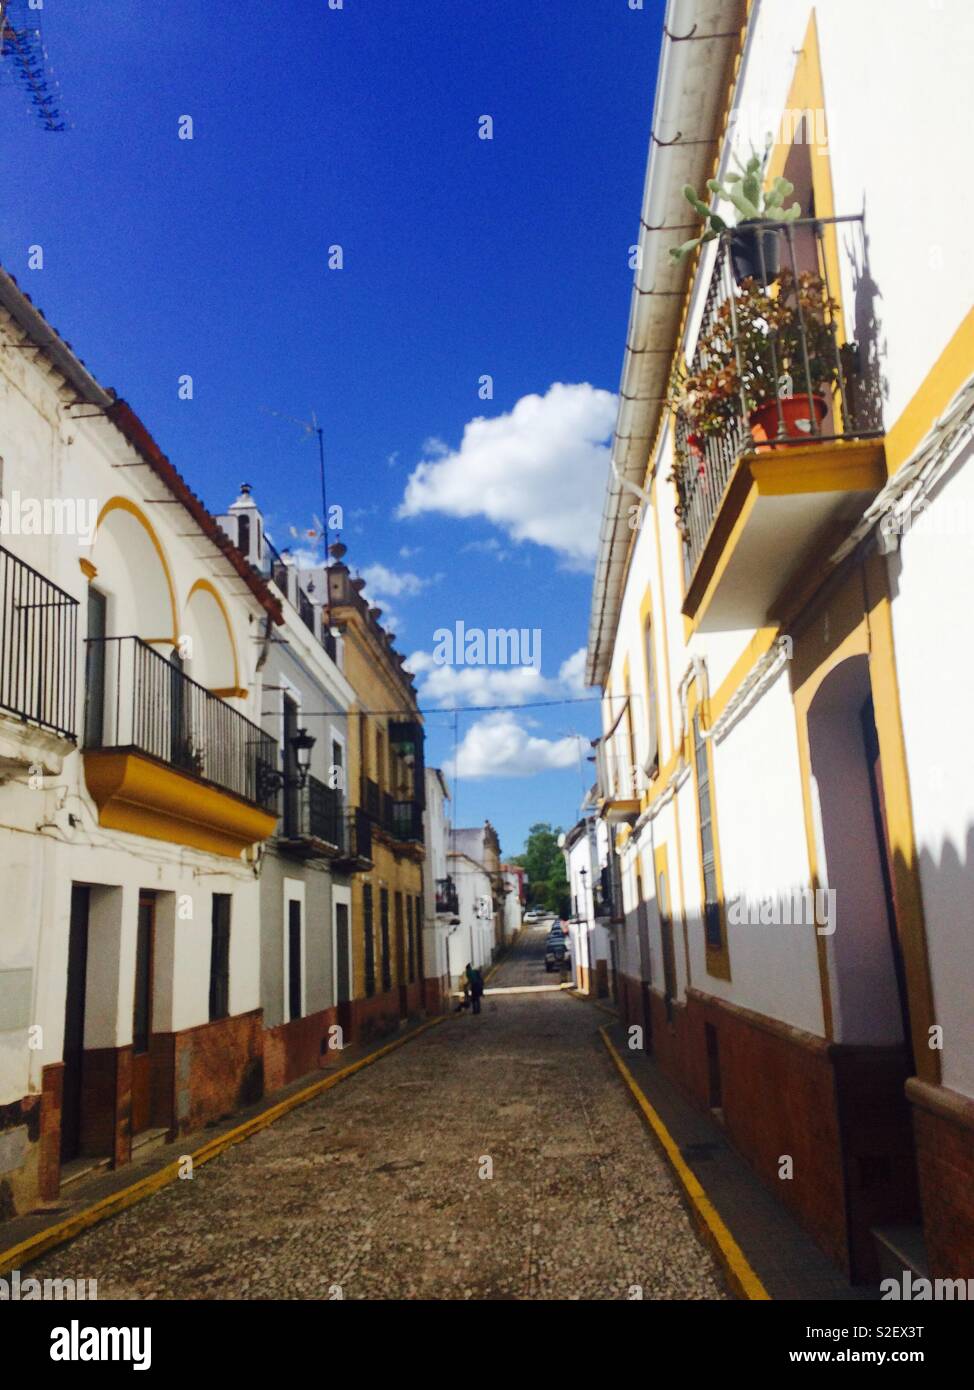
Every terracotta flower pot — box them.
[749,393,828,445]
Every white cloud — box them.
[404,653,552,707]
[360,563,433,599]
[558,646,589,696]
[398,382,616,568]
[399,545,422,559]
[444,712,587,779]
[405,642,591,708]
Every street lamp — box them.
[261,727,317,797]
[290,728,316,789]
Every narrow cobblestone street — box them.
[27,927,726,1301]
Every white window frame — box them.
[331,883,352,1009]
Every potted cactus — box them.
[670,145,802,286]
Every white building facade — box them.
[588,0,974,1283]
[0,268,283,1218]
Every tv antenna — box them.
[263,406,333,624]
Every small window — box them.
[644,619,659,780]
[209,894,231,1021]
[238,512,251,559]
[692,712,727,969]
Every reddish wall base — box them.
[39,1064,63,1200]
[264,1007,340,1093]
[170,1009,264,1136]
[352,990,403,1044]
[909,1079,974,1279]
[422,976,448,1016]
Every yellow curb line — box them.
[567,989,619,1019]
[0,1014,446,1277]
[599,1026,770,1302]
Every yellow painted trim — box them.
[600,1027,769,1300]
[186,577,242,691]
[767,12,845,430]
[655,842,679,1006]
[884,304,974,480]
[683,440,885,631]
[0,1016,446,1278]
[862,557,940,1083]
[683,482,759,628]
[789,586,870,1041]
[650,474,678,759]
[83,749,276,858]
[78,558,97,581]
[749,440,886,496]
[210,686,248,700]
[688,681,731,982]
[95,496,179,643]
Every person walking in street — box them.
[467,964,485,1015]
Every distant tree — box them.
[512,823,568,914]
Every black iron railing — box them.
[0,545,78,740]
[298,587,315,634]
[364,776,380,821]
[389,798,423,844]
[333,806,372,868]
[83,635,278,811]
[435,875,459,915]
[283,772,344,844]
[674,214,882,581]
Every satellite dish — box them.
[557,833,566,848]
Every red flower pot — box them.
[749,393,828,445]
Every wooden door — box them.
[130,894,155,1135]
[61,886,90,1162]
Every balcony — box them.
[278,773,344,857]
[0,544,78,770]
[331,805,373,873]
[82,636,278,858]
[435,875,459,916]
[673,216,886,631]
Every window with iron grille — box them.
[379,887,391,992]
[363,882,375,997]
[693,713,723,951]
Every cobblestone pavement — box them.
[29,925,728,1300]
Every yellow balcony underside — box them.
[599,795,641,825]
[83,750,277,859]
[683,439,887,633]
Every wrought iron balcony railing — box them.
[332,805,373,869]
[83,635,278,811]
[674,214,882,582]
[364,776,381,821]
[435,875,459,915]
[282,772,344,845]
[0,544,78,740]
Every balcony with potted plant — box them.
[668,156,886,631]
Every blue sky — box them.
[2,0,661,858]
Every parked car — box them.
[544,928,571,972]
